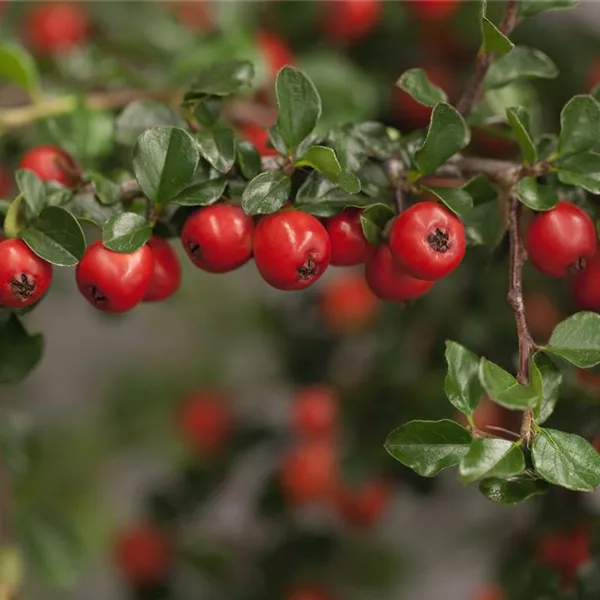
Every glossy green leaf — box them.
[172,178,227,206]
[479,476,550,505]
[196,128,236,174]
[518,0,577,18]
[115,100,185,146]
[297,146,360,194]
[184,60,254,99]
[532,428,600,491]
[558,95,600,158]
[422,186,473,216]
[16,170,45,216]
[359,203,394,246]
[463,200,505,247]
[463,175,498,205]
[0,43,40,99]
[530,352,562,425]
[396,68,447,107]
[414,103,470,175]
[516,177,559,211]
[484,47,559,90]
[236,140,262,180]
[444,341,482,417]
[133,127,199,205]
[557,153,600,194]
[90,173,122,206]
[481,0,514,56]
[276,66,322,151]
[65,191,121,227]
[459,439,525,484]
[545,312,600,368]
[192,96,222,127]
[384,419,472,477]
[241,172,291,216]
[0,315,44,384]
[20,206,85,266]
[102,213,152,253]
[506,106,537,164]
[479,358,539,410]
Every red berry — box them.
[292,385,337,439]
[241,123,278,158]
[389,201,466,280]
[322,0,381,42]
[181,204,254,273]
[76,241,154,313]
[19,145,79,187]
[0,239,53,308]
[526,201,597,278]
[336,479,392,528]
[587,58,600,93]
[280,440,337,505]
[537,526,590,585]
[114,525,171,586]
[171,0,214,34]
[25,2,89,54]
[254,210,331,291]
[143,237,181,303]
[472,128,516,159]
[407,0,461,22]
[177,391,232,455]
[572,252,600,310]
[365,245,434,301]
[325,208,372,266]
[287,587,335,600]
[320,272,379,333]
[0,168,12,198]
[257,30,295,78]
[523,292,563,339]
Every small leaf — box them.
[479,476,550,505]
[481,9,514,55]
[16,170,45,216]
[545,312,600,368]
[463,175,498,205]
[241,172,291,216]
[530,352,562,425]
[384,419,472,477]
[479,358,539,410]
[102,213,152,253]
[517,177,559,211]
[396,68,447,107]
[20,206,85,266]
[196,128,236,174]
[65,191,121,227]
[338,171,361,194]
[459,439,525,484]
[133,127,199,205]
[532,428,600,491]
[192,96,222,127]
[90,173,122,206]
[359,203,394,246]
[236,140,261,180]
[0,315,44,384]
[484,47,559,90]
[518,0,577,18]
[414,103,470,175]
[558,95,600,159]
[557,153,600,194]
[0,43,40,99]
[184,60,254,99]
[115,100,185,146]
[276,66,322,151]
[172,178,227,206]
[445,341,482,417]
[506,107,537,164]
[297,146,361,194]
[422,186,473,216]
[463,200,505,247]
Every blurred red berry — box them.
[143,237,181,303]
[257,30,295,78]
[292,385,337,439]
[325,208,372,267]
[537,526,590,585]
[407,0,461,22]
[322,0,381,42]
[472,129,516,159]
[241,123,278,157]
[19,145,79,187]
[171,0,214,33]
[0,169,11,198]
[336,479,392,528]
[523,292,563,340]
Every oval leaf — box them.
[359,203,394,246]
[481,18,514,56]
[557,153,600,194]
[459,439,525,484]
[236,140,261,180]
[516,177,559,211]
[102,213,152,253]
[172,178,227,206]
[91,173,122,206]
[545,312,600,368]
[196,128,236,173]
[422,186,473,216]
[506,106,537,164]
[479,358,539,410]
[16,169,46,216]
[518,0,576,17]
[484,46,559,90]
[184,60,254,98]
[115,100,186,146]
[0,315,44,384]
[0,43,40,99]
[396,68,447,107]
[479,476,550,505]
[558,95,600,159]
[530,352,562,425]
[241,172,291,216]
[444,341,482,417]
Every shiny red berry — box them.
[322,0,381,42]
[325,208,372,266]
[0,239,53,308]
[536,526,590,585]
[25,1,89,54]
[143,237,181,303]
[257,30,295,78]
[336,479,392,528]
[177,391,232,455]
[292,385,337,439]
[365,244,434,301]
[526,201,597,278]
[76,241,154,313]
[389,201,465,280]
[19,145,79,187]
[241,123,278,158]
[114,525,171,586]
[407,0,462,22]
[254,210,331,291]
[572,252,600,310]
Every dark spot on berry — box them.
[186,241,201,260]
[427,228,451,253]
[569,257,588,274]
[10,274,35,300]
[88,285,108,307]
[297,257,317,280]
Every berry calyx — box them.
[292,385,337,439]
[114,525,171,586]
[572,251,600,311]
[143,237,181,303]
[257,30,295,79]
[177,391,233,455]
[25,2,89,54]
[365,245,434,301]
[322,0,381,43]
[19,145,80,187]
[526,201,597,278]
[76,241,154,313]
[325,208,372,266]
[254,210,331,291]
[0,239,53,308]
[181,204,254,273]
[335,479,392,528]
[536,525,590,585]
[241,123,278,158]
[389,201,466,280]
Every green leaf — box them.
[481,1,514,56]
[192,96,222,127]
[459,439,525,484]
[297,146,361,194]
[506,107,537,164]
[532,428,600,491]
[172,178,227,206]
[90,173,122,206]
[184,60,254,99]
[196,128,236,174]
[479,476,550,505]
[444,341,482,417]
[421,186,473,216]
[530,353,562,425]
[0,44,40,100]
[276,66,322,151]
[557,95,600,159]
[241,172,291,216]
[16,170,45,216]
[359,203,394,246]
[463,175,498,205]
[518,0,577,18]
[65,191,121,227]
[133,127,199,205]
[20,206,85,267]
[557,153,600,194]
[414,103,470,175]
[384,419,472,477]
[396,68,447,107]
[484,47,559,90]
[0,315,44,384]
[479,358,539,410]
[545,312,600,368]
[463,200,506,247]
[236,140,261,180]
[102,213,152,253]
[115,100,186,146]
[516,177,559,211]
